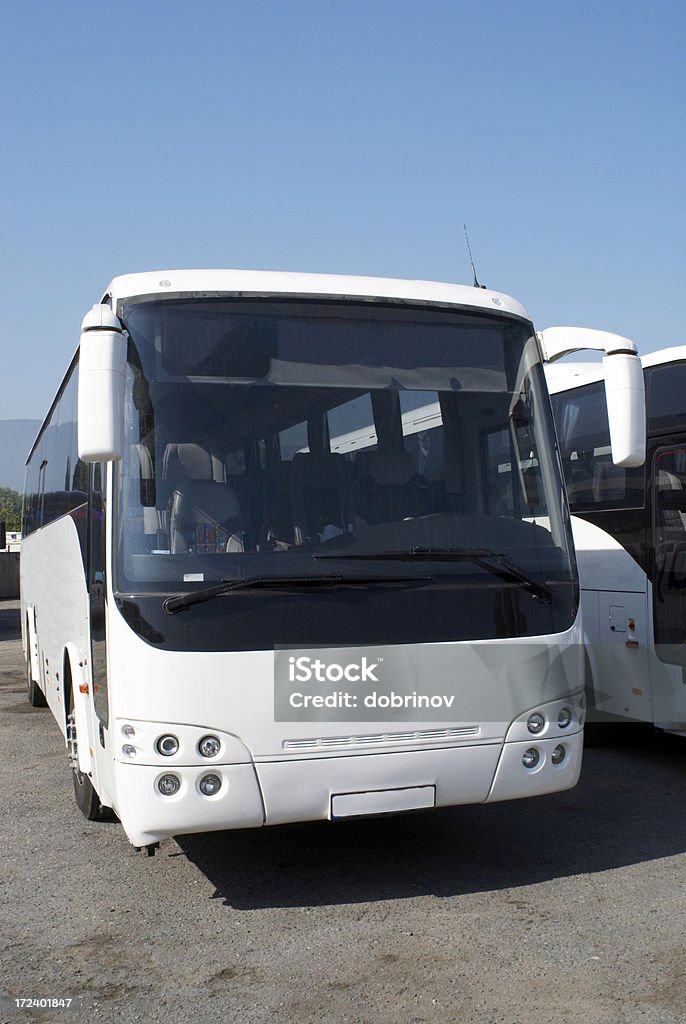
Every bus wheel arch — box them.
[25,614,47,708]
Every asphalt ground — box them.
[1,598,685,1024]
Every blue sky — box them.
[2,0,684,421]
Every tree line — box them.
[0,487,22,532]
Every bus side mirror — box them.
[602,352,646,467]
[77,305,127,462]
[0,521,6,552]
[539,326,646,468]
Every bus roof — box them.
[103,269,530,321]
[545,344,686,395]
[641,344,686,369]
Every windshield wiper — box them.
[163,573,431,615]
[313,548,553,603]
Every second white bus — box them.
[548,347,686,736]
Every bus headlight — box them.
[122,744,137,759]
[522,748,540,769]
[557,708,572,728]
[199,773,222,796]
[157,774,181,796]
[198,735,221,758]
[552,744,566,765]
[156,734,179,756]
[527,713,545,734]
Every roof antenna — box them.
[464,224,486,289]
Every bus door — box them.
[89,463,109,740]
[594,588,651,722]
[650,446,686,725]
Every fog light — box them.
[157,774,181,796]
[121,724,135,738]
[198,735,221,758]
[552,744,566,765]
[557,708,572,728]
[199,773,222,796]
[122,744,136,759]
[156,734,179,756]
[527,713,545,734]
[522,747,540,769]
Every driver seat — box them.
[165,443,243,554]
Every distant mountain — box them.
[0,420,41,492]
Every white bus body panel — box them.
[105,607,584,846]
[571,516,686,730]
[571,516,652,722]
[20,516,89,730]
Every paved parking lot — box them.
[1,598,685,1024]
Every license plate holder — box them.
[331,785,436,819]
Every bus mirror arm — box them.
[77,304,127,463]
[538,326,646,469]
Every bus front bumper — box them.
[112,731,582,847]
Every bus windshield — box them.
[114,298,576,648]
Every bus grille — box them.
[282,726,481,752]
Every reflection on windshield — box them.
[116,299,573,594]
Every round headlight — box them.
[156,734,179,757]
[557,708,572,728]
[522,747,540,769]
[198,735,221,758]
[199,773,222,796]
[122,744,136,759]
[527,713,545,734]
[552,744,566,765]
[157,774,181,796]
[121,724,135,738]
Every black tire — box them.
[26,650,47,708]
[66,708,115,821]
[583,721,616,747]
[582,651,619,746]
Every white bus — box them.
[20,270,645,853]
[547,347,686,737]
